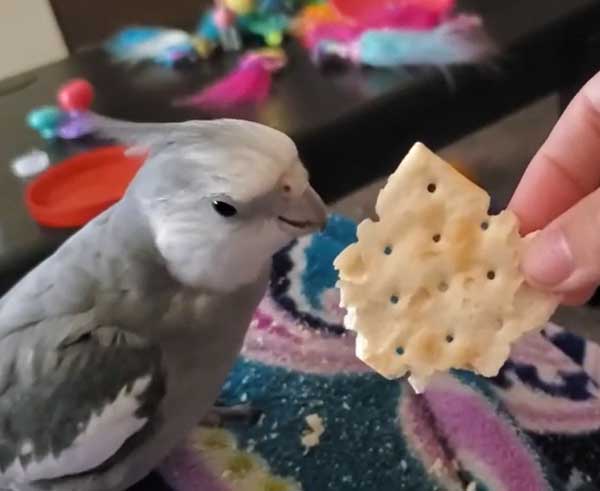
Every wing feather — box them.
[0,315,165,486]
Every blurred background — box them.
[1,0,67,80]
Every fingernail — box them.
[522,228,574,287]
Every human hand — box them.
[509,71,600,305]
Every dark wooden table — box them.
[2,1,600,487]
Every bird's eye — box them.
[212,200,238,217]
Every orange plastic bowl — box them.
[25,146,146,228]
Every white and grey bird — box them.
[0,116,326,491]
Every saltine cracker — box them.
[334,143,558,391]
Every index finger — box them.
[508,71,600,233]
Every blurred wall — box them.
[0,0,68,80]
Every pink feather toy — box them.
[295,0,494,68]
[331,0,456,29]
[174,48,286,110]
[295,0,456,50]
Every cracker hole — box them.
[390,295,399,304]
[446,335,454,343]
[487,270,496,280]
[481,221,489,230]
[432,234,441,243]
[384,245,393,255]
[427,183,437,193]
[438,281,448,292]
[396,346,404,355]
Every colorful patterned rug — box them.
[161,215,600,491]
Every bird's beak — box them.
[278,185,327,237]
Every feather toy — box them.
[104,27,212,67]
[294,1,458,50]
[315,14,494,68]
[295,0,493,68]
[174,48,286,110]
[331,0,455,29]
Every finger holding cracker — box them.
[334,143,559,392]
[509,72,600,303]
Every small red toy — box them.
[57,79,95,111]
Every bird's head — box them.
[94,115,327,292]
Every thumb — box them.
[521,187,600,294]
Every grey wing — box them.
[0,312,165,486]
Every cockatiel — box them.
[0,116,326,491]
